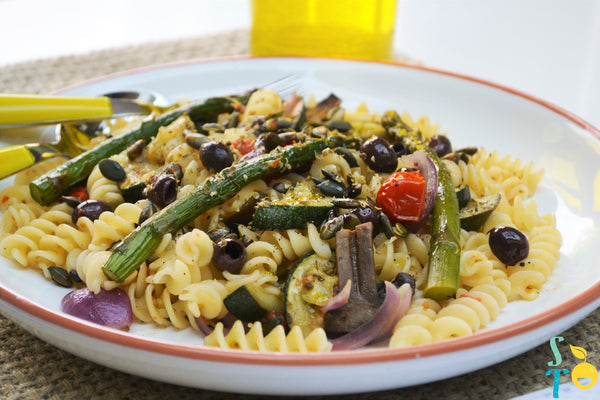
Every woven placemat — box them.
[1,29,598,400]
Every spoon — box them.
[0,91,174,180]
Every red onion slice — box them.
[331,282,412,351]
[61,287,133,330]
[321,279,352,312]
[401,150,438,233]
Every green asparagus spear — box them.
[102,135,358,282]
[29,96,247,206]
[383,111,461,301]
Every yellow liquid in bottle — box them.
[250,0,397,60]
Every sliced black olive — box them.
[391,142,407,157]
[427,135,453,157]
[72,199,112,224]
[488,226,529,266]
[212,238,247,273]
[99,159,126,182]
[146,175,178,208]
[391,272,417,293]
[48,266,73,288]
[200,141,234,172]
[261,131,282,152]
[360,137,398,172]
[161,162,183,182]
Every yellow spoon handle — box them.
[0,94,113,126]
[0,144,36,179]
[0,143,62,180]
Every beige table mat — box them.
[1,29,599,400]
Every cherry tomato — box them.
[376,170,426,224]
[67,185,89,202]
[232,137,255,155]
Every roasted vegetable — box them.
[284,252,337,336]
[324,222,382,335]
[102,135,357,282]
[29,95,247,206]
[385,111,461,301]
[459,193,501,231]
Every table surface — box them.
[0,1,599,399]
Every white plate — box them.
[1,57,599,395]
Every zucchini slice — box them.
[284,252,337,336]
[252,181,333,230]
[459,193,501,231]
[223,285,269,322]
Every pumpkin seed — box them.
[201,122,225,133]
[328,120,353,132]
[138,203,158,225]
[126,139,146,161]
[332,198,360,208]
[316,180,347,198]
[61,195,82,208]
[225,111,240,128]
[378,212,395,239]
[334,147,359,167]
[320,215,344,240]
[99,158,126,182]
[185,133,209,149]
[48,266,73,288]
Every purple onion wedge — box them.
[400,150,438,233]
[61,287,133,330]
[331,282,412,351]
[321,279,352,312]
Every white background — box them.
[0,0,599,126]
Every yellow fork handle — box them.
[0,144,60,180]
[0,94,113,126]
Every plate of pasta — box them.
[0,57,599,395]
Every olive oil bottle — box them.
[250,0,397,60]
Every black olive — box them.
[488,226,530,266]
[200,141,234,172]
[427,135,453,157]
[212,238,247,273]
[146,175,178,208]
[360,137,398,172]
[261,131,282,152]
[391,272,416,293]
[349,204,379,225]
[72,199,112,224]
[391,142,407,156]
[98,158,127,182]
[161,162,183,182]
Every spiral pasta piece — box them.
[204,320,332,352]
